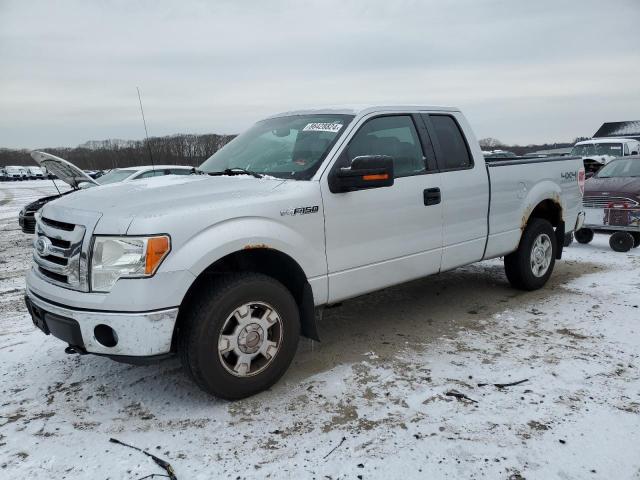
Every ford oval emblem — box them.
[35,237,52,257]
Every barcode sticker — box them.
[302,122,343,133]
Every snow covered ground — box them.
[1,181,639,479]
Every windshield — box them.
[571,144,596,157]
[594,143,623,157]
[97,169,136,185]
[596,158,640,178]
[6,166,21,173]
[199,114,354,179]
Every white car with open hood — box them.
[18,151,194,233]
[25,105,585,399]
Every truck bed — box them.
[483,155,584,260]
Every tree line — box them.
[1,132,587,170]
[478,137,589,155]
[0,133,236,169]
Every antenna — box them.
[136,87,155,171]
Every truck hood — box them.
[31,151,99,188]
[585,176,640,197]
[43,174,287,232]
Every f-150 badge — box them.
[280,206,319,216]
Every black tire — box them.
[178,272,300,400]
[575,228,594,244]
[504,218,557,291]
[631,232,640,249]
[563,233,574,247]
[609,231,634,253]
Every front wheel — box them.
[631,232,640,249]
[504,218,557,291]
[178,273,300,400]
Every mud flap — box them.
[555,221,565,260]
[300,283,320,341]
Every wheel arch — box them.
[522,191,565,259]
[173,247,319,351]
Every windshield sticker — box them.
[302,122,343,133]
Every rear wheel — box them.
[575,228,594,244]
[178,273,300,400]
[505,218,557,291]
[609,231,634,253]
[631,232,640,248]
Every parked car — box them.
[482,149,516,159]
[3,165,25,180]
[18,152,195,234]
[24,105,585,400]
[576,155,640,251]
[95,165,195,184]
[26,166,45,179]
[0,168,7,181]
[571,138,640,175]
[84,170,105,179]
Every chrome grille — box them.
[582,196,639,209]
[33,216,86,291]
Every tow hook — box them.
[65,345,86,355]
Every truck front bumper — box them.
[25,290,179,359]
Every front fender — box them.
[162,215,327,287]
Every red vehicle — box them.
[577,156,640,252]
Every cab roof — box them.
[575,138,639,145]
[267,104,459,119]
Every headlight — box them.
[90,235,170,292]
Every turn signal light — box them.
[362,173,389,181]
[145,236,171,274]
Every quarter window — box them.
[344,115,425,177]
[428,115,472,170]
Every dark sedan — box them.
[578,156,640,251]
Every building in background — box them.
[593,121,640,142]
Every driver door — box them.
[321,113,444,303]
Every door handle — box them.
[423,187,441,206]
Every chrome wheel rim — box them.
[530,233,552,277]
[217,302,283,377]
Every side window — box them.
[344,115,425,177]
[171,168,191,175]
[428,115,472,170]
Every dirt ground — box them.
[1,181,639,479]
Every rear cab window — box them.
[422,114,473,171]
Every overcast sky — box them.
[1,0,639,148]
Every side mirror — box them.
[329,155,394,193]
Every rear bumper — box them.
[25,290,178,357]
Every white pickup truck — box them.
[25,105,585,399]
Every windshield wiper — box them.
[206,168,263,179]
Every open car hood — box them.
[30,151,99,189]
